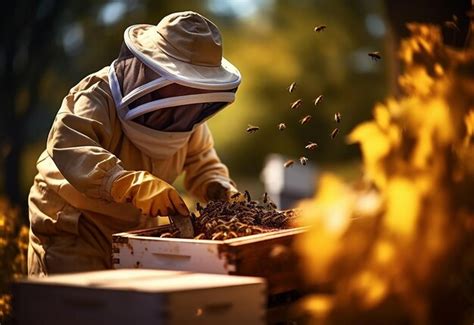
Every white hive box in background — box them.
[14,269,266,325]
[112,225,306,295]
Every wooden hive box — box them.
[112,225,307,295]
[14,269,266,325]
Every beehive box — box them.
[14,269,266,325]
[112,225,307,295]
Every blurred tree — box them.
[0,0,206,218]
[0,0,110,216]
[384,0,472,94]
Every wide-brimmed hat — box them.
[124,11,241,90]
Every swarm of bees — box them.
[160,192,296,240]
[244,23,356,168]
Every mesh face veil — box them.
[108,20,241,159]
[110,43,238,127]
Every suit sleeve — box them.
[46,82,126,200]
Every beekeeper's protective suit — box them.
[28,11,240,276]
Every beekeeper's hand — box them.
[205,181,239,202]
[110,171,189,217]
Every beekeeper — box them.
[28,11,240,276]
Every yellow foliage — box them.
[296,23,474,324]
[347,121,391,188]
[349,271,388,309]
[296,174,354,282]
[384,177,420,236]
[0,198,28,322]
[465,110,474,145]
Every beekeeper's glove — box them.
[205,181,239,202]
[110,171,189,217]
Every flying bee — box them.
[299,115,312,125]
[283,160,294,168]
[331,128,339,139]
[444,20,460,32]
[246,124,259,133]
[314,95,323,106]
[368,51,381,61]
[305,142,318,150]
[278,123,287,131]
[334,112,341,123]
[314,25,327,32]
[263,192,268,203]
[299,156,309,166]
[290,99,303,109]
[287,82,296,93]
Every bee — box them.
[305,142,318,150]
[334,112,341,123]
[299,156,309,166]
[278,123,287,131]
[160,232,173,238]
[283,160,294,168]
[331,128,339,139]
[263,192,269,203]
[299,115,312,125]
[314,95,323,106]
[290,99,303,109]
[368,51,381,61]
[261,215,274,224]
[246,124,259,133]
[194,233,206,240]
[444,20,460,32]
[211,231,225,240]
[230,192,242,199]
[287,82,296,93]
[314,25,327,32]
[244,190,252,202]
[196,202,203,213]
[227,231,238,239]
[171,230,180,237]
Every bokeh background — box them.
[1,0,472,323]
[0,0,392,216]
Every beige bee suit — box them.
[28,67,233,276]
